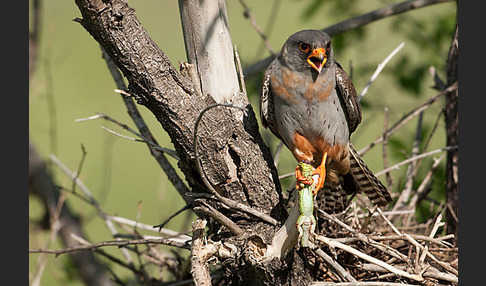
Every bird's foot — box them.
[311,152,328,195]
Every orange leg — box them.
[312,152,328,195]
[295,165,313,190]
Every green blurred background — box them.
[29,0,456,284]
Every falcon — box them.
[260,30,391,213]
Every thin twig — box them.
[375,146,457,177]
[69,234,148,279]
[187,192,277,226]
[377,208,458,276]
[237,0,275,56]
[358,82,457,156]
[318,210,409,263]
[100,47,191,204]
[154,204,192,231]
[382,107,392,187]
[359,263,458,284]
[194,201,244,236]
[392,112,423,215]
[31,188,67,286]
[76,113,179,160]
[423,108,443,152]
[409,154,445,208]
[108,215,192,243]
[244,0,452,77]
[29,237,190,256]
[315,234,424,282]
[233,45,247,95]
[49,154,133,263]
[359,42,404,100]
[314,248,357,282]
[254,0,281,59]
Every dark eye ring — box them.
[298,42,310,53]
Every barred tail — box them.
[348,143,392,207]
[317,184,348,214]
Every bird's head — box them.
[280,30,333,74]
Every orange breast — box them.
[292,132,350,180]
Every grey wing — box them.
[335,61,362,135]
[260,61,282,140]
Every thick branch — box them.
[178,0,240,103]
[73,0,284,232]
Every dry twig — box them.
[359,42,404,100]
[244,0,453,77]
[358,82,457,156]
[375,146,456,177]
[237,0,275,56]
[29,237,190,256]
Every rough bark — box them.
[444,25,458,238]
[74,1,290,283]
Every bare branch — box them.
[108,215,192,243]
[359,42,405,100]
[314,248,357,282]
[237,0,275,56]
[358,82,457,156]
[392,112,423,215]
[382,107,393,187]
[49,154,133,263]
[99,48,192,203]
[359,263,458,284]
[187,192,278,226]
[315,234,424,282]
[409,154,446,212]
[323,0,452,36]
[194,201,244,236]
[29,237,190,256]
[244,0,453,77]
[375,146,456,177]
[254,0,281,59]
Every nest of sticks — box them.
[299,194,458,286]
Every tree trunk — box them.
[73,0,300,284]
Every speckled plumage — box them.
[260,30,391,212]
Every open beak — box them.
[307,48,327,73]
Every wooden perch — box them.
[74,0,284,231]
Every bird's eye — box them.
[298,42,310,54]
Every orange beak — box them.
[307,48,327,73]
